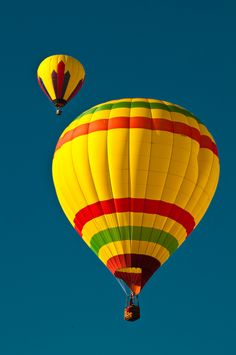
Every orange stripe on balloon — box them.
[74,198,195,236]
[55,116,218,156]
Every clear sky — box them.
[0,1,235,354]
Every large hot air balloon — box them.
[37,54,85,115]
[52,98,220,321]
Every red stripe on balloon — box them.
[73,198,195,236]
[57,61,65,99]
[37,77,52,100]
[55,116,218,156]
[200,135,218,155]
[67,78,84,103]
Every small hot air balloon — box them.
[52,98,220,321]
[37,54,85,115]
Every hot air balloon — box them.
[37,54,85,115]
[52,98,220,321]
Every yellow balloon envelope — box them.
[37,54,85,114]
[52,98,220,295]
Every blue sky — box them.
[0,1,235,354]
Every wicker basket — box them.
[124,305,140,321]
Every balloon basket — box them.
[124,305,140,321]
[56,108,62,116]
[124,293,140,321]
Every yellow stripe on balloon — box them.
[118,267,142,274]
[98,240,170,266]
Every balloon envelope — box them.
[52,98,220,295]
[37,54,85,111]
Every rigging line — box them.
[116,277,129,296]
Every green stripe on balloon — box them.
[89,226,179,256]
[78,101,201,123]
